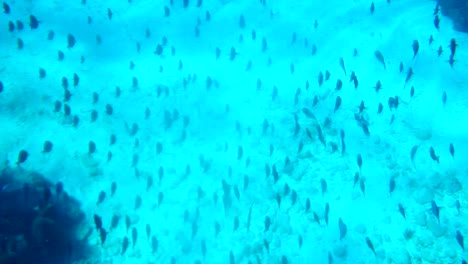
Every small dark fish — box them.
[429,147,439,163]
[365,237,376,255]
[357,154,362,171]
[97,190,106,205]
[449,38,457,57]
[151,236,159,253]
[405,68,413,86]
[370,2,375,14]
[42,140,53,153]
[351,73,358,88]
[448,54,455,68]
[442,91,447,105]
[324,203,330,225]
[374,80,382,92]
[313,211,320,224]
[431,200,440,223]
[230,47,238,61]
[93,214,102,230]
[412,40,419,60]
[360,178,366,195]
[111,182,117,196]
[389,178,395,194]
[449,143,455,158]
[28,15,39,29]
[99,228,107,245]
[230,251,235,264]
[437,46,443,57]
[377,103,383,114]
[456,200,460,214]
[8,21,14,32]
[434,15,440,30]
[410,145,418,164]
[110,215,120,230]
[131,227,138,248]
[237,145,243,160]
[338,218,347,240]
[121,237,129,255]
[399,62,404,73]
[305,198,311,212]
[16,150,28,164]
[107,8,113,20]
[264,216,271,232]
[88,141,96,154]
[17,21,25,31]
[339,57,346,75]
[164,6,170,17]
[456,230,464,250]
[335,79,343,90]
[410,86,414,98]
[125,215,131,232]
[374,50,386,69]
[318,72,324,86]
[247,204,253,231]
[334,96,342,112]
[428,35,434,45]
[398,203,406,219]
[302,108,317,120]
[39,68,46,78]
[320,178,327,196]
[3,2,10,13]
[17,38,24,50]
[313,95,319,106]
[317,125,326,146]
[67,34,76,48]
[434,3,440,15]
[134,195,142,210]
[325,70,330,80]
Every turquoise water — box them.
[0,1,467,263]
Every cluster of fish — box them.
[2,0,466,263]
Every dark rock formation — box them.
[0,167,92,264]
[437,0,468,33]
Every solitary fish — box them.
[398,203,406,219]
[456,230,464,250]
[374,80,382,92]
[449,38,457,57]
[29,15,39,29]
[365,237,376,255]
[357,154,362,171]
[449,143,455,158]
[16,150,28,165]
[339,57,346,75]
[324,203,330,225]
[302,108,317,120]
[334,96,342,112]
[389,178,395,194]
[338,218,347,240]
[405,68,413,86]
[374,50,386,69]
[121,237,129,255]
[410,145,419,165]
[429,147,439,163]
[412,40,419,60]
[431,200,440,223]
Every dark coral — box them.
[0,167,91,264]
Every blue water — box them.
[0,1,467,263]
